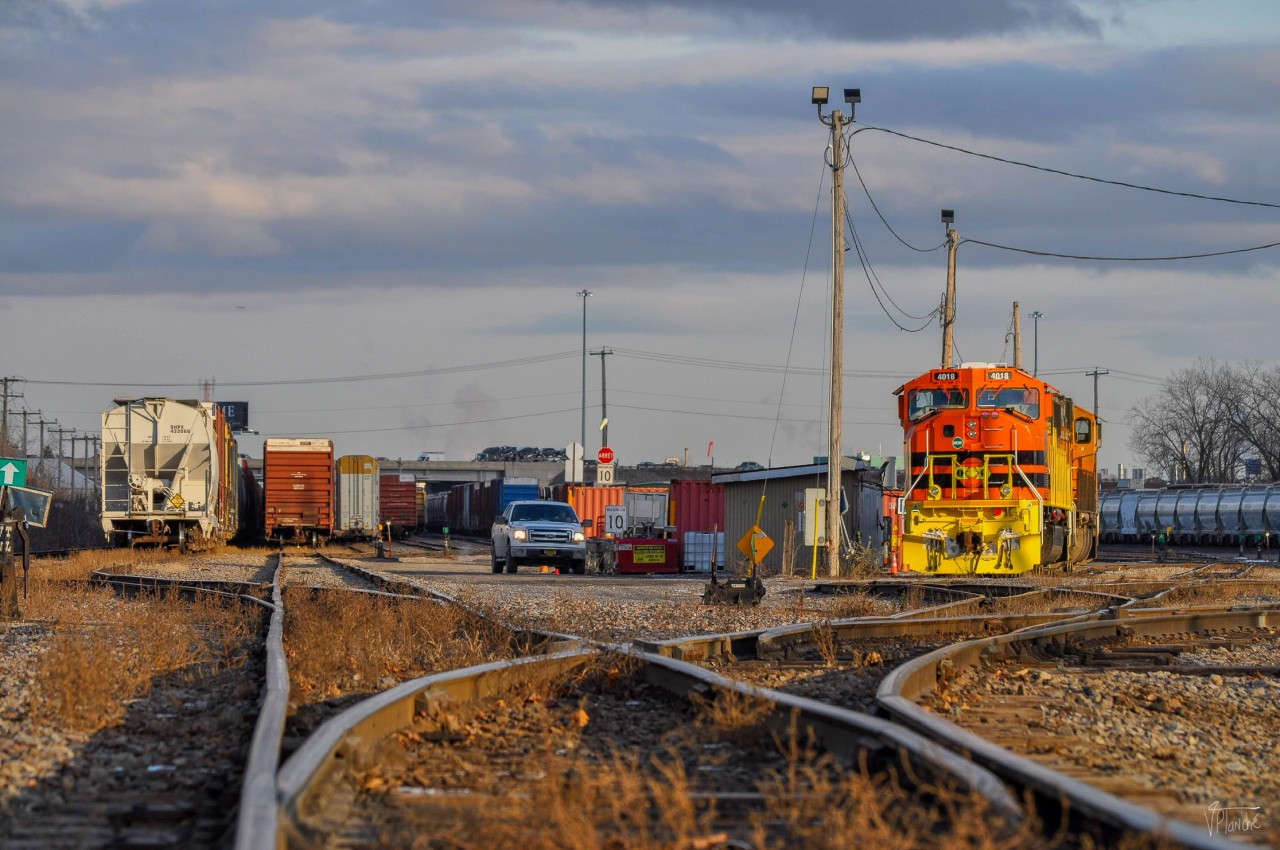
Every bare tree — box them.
[1227,361,1280,481]
[1128,359,1245,483]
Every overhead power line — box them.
[24,351,580,388]
[963,236,1280,262]
[855,124,1280,210]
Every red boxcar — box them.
[379,473,418,537]
[263,438,334,544]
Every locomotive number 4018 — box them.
[987,371,1011,380]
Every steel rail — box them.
[314,550,582,650]
[276,645,1025,849]
[89,562,290,850]
[235,553,289,850]
[636,611,1096,664]
[875,605,1280,850]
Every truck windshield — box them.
[510,503,578,523]
[907,388,968,421]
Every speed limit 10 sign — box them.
[597,447,615,464]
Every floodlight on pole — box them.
[811,87,829,106]
[1030,310,1044,376]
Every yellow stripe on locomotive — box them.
[894,364,1099,575]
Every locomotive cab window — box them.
[977,387,1039,418]
[907,388,968,421]
[1074,417,1093,444]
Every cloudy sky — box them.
[3,0,1278,474]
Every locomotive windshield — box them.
[978,386,1040,418]
[907,388,968,421]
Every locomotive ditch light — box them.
[1000,485,1012,498]
[928,485,941,499]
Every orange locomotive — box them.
[894,363,1100,574]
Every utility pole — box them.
[591,348,613,450]
[52,427,72,490]
[940,211,958,368]
[1086,368,1109,415]
[37,418,54,480]
[20,410,38,462]
[815,85,858,577]
[1012,302,1022,370]
[576,289,592,469]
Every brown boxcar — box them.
[263,438,334,544]
[379,472,418,537]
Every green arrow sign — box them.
[0,458,27,487]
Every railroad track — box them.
[877,606,1280,848]
[13,549,1276,847]
[1,555,286,850]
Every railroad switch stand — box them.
[0,507,32,621]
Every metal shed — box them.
[712,457,893,576]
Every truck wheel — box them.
[505,558,519,575]
[491,551,503,573]
[572,561,586,575]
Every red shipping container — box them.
[669,480,725,535]
[263,438,334,542]
[379,473,418,535]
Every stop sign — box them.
[597,447,615,465]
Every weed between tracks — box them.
[285,590,519,730]
[359,658,1176,850]
[26,581,259,733]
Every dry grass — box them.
[29,546,181,584]
[30,587,259,733]
[285,590,519,704]
[979,590,1110,616]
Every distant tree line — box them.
[1128,359,1280,483]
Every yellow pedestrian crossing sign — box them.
[736,525,774,565]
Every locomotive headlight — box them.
[1000,485,1012,498]
[928,485,941,499]
[513,529,528,542]
[573,531,586,543]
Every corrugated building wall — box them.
[715,459,893,574]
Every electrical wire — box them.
[23,351,581,388]
[847,154,946,254]
[845,209,936,332]
[274,407,581,436]
[611,348,911,379]
[766,157,827,470]
[855,124,1280,210]
[962,236,1280,262]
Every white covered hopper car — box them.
[100,397,240,549]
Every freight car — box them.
[334,455,379,541]
[379,472,419,537]
[895,363,1100,574]
[100,397,240,550]
[424,478,541,534]
[1100,484,1280,546]
[263,438,334,545]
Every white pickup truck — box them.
[491,500,589,574]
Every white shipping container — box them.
[683,531,726,571]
